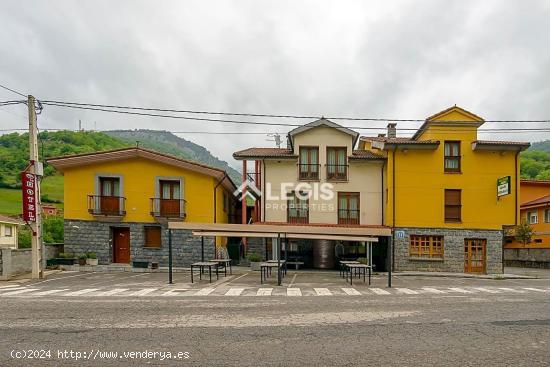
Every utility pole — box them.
[28,95,43,279]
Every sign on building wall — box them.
[21,172,37,222]
[497,176,511,197]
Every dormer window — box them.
[298,147,319,180]
[444,141,461,173]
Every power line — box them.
[41,99,550,123]
[0,83,26,98]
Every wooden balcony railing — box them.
[326,164,348,181]
[297,163,320,181]
[87,195,126,216]
[150,198,186,219]
[338,209,360,225]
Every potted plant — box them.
[78,254,87,266]
[56,252,76,266]
[247,252,262,271]
[86,252,98,266]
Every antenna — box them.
[266,133,282,148]
[136,140,140,148]
[78,119,82,131]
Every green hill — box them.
[521,141,550,180]
[0,130,240,215]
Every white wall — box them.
[0,223,18,248]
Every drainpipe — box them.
[515,151,519,226]
[391,147,397,272]
[213,172,228,223]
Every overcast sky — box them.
[1,0,549,169]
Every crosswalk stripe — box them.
[225,288,245,296]
[93,288,129,296]
[256,288,273,296]
[497,287,526,293]
[472,287,500,294]
[0,288,38,296]
[523,287,549,293]
[395,288,419,295]
[421,287,446,294]
[370,288,391,295]
[0,287,26,293]
[34,289,69,296]
[314,288,332,296]
[195,287,216,296]
[448,287,474,294]
[287,288,302,296]
[128,288,158,296]
[64,288,99,296]
[342,288,361,295]
[0,284,22,289]
[161,289,188,296]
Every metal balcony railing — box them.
[297,163,320,181]
[150,198,186,219]
[87,195,126,216]
[338,209,360,225]
[326,164,348,181]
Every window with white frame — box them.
[545,209,550,223]
[527,211,538,224]
[5,225,13,237]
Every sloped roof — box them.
[360,136,439,145]
[233,147,297,160]
[472,140,530,151]
[521,179,550,186]
[349,150,385,160]
[425,105,484,122]
[0,214,21,225]
[47,147,236,191]
[412,105,485,140]
[522,194,550,209]
[287,118,360,149]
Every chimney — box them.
[377,133,386,138]
[387,123,397,138]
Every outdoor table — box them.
[339,261,360,278]
[190,262,219,283]
[267,259,287,275]
[208,259,232,276]
[345,264,372,286]
[260,262,286,284]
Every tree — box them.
[515,220,534,247]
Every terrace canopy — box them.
[167,222,394,287]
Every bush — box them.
[43,216,64,243]
[18,226,32,248]
[79,254,87,260]
[247,252,262,262]
[356,257,369,265]
[58,252,74,259]
[86,252,97,259]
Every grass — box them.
[0,175,64,215]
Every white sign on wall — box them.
[497,176,511,197]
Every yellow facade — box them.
[361,107,520,230]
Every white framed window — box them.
[4,225,13,237]
[527,211,538,224]
[545,209,550,223]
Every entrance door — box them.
[112,227,130,263]
[464,239,486,273]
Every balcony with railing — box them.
[150,198,187,219]
[87,195,126,217]
[297,163,320,181]
[338,209,360,225]
[326,164,348,181]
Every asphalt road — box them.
[1,271,549,366]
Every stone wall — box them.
[10,249,32,275]
[504,248,550,269]
[64,219,215,267]
[45,243,63,260]
[0,249,3,279]
[394,227,503,274]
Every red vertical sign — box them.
[21,172,37,222]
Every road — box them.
[1,271,549,366]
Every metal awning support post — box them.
[387,235,392,288]
[277,233,281,286]
[168,229,173,284]
[201,236,204,261]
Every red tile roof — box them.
[521,179,550,186]
[522,195,550,208]
[0,214,22,225]
[473,140,530,147]
[360,136,439,145]
[233,148,297,159]
[349,150,385,159]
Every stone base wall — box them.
[247,237,268,262]
[504,248,550,269]
[64,219,215,267]
[394,227,503,274]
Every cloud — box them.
[1,0,549,168]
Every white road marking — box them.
[128,288,158,296]
[472,287,500,294]
[0,288,38,296]
[523,287,549,293]
[448,287,474,294]
[370,288,391,295]
[287,288,302,296]
[195,287,216,296]
[161,289,188,296]
[497,287,526,293]
[342,288,361,296]
[93,288,129,296]
[314,288,332,296]
[395,288,419,295]
[225,288,245,296]
[33,289,69,296]
[0,287,26,293]
[421,287,446,294]
[0,284,22,289]
[256,288,273,296]
[63,288,100,296]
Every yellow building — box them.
[48,147,237,266]
[0,214,20,249]
[504,180,550,268]
[360,106,529,273]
